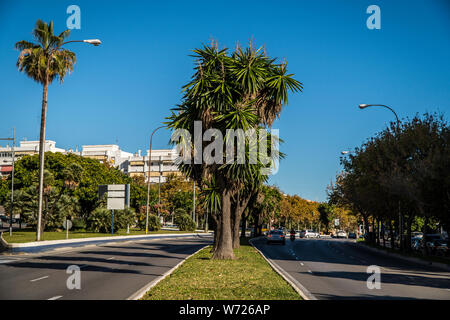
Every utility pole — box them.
[145,125,165,234]
[193,180,196,227]
[10,128,15,236]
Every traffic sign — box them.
[63,220,72,230]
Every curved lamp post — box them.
[145,125,166,234]
[358,103,403,249]
[36,38,101,241]
[358,104,400,125]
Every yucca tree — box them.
[15,20,99,240]
[167,42,302,259]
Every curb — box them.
[249,237,317,300]
[0,231,213,254]
[127,244,209,300]
[358,242,450,272]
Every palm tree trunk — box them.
[212,189,234,259]
[36,78,49,241]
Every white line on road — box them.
[0,260,17,264]
[107,257,115,260]
[30,276,49,282]
[48,295,62,300]
[300,262,304,266]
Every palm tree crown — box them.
[15,19,76,84]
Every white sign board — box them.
[98,184,130,210]
[334,219,340,227]
[108,197,125,210]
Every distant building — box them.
[0,139,182,183]
[124,148,181,183]
[0,140,65,177]
[77,144,133,170]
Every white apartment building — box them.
[77,144,133,170]
[0,140,65,177]
[124,148,181,183]
[0,139,181,183]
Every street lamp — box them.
[36,38,101,241]
[358,104,400,124]
[359,103,403,249]
[145,125,166,234]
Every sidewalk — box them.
[0,231,212,254]
[357,241,450,272]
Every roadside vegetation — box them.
[328,113,449,256]
[2,228,199,244]
[142,238,301,300]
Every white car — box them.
[336,231,348,238]
[300,230,320,238]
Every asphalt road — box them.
[253,237,450,300]
[0,235,211,300]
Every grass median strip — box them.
[142,238,301,300]
[3,229,200,244]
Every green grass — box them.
[142,238,301,300]
[2,228,201,244]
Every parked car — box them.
[411,231,423,239]
[411,237,421,251]
[266,229,286,245]
[420,234,442,254]
[348,232,357,239]
[434,240,449,256]
[336,230,348,238]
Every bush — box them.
[174,214,196,232]
[72,217,86,231]
[147,214,161,231]
[87,207,136,233]
[174,208,187,216]
[137,213,161,231]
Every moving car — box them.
[266,229,286,245]
[336,230,348,238]
[299,230,319,238]
[348,232,357,239]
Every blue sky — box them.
[0,0,449,202]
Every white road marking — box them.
[48,295,62,300]
[300,262,304,266]
[107,257,115,260]
[0,259,17,264]
[30,276,49,282]
[308,270,313,273]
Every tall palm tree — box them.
[15,20,76,240]
[167,42,302,259]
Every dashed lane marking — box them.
[30,275,49,282]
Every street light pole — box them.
[359,103,402,248]
[36,39,101,241]
[193,180,196,227]
[145,125,165,234]
[10,128,15,236]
